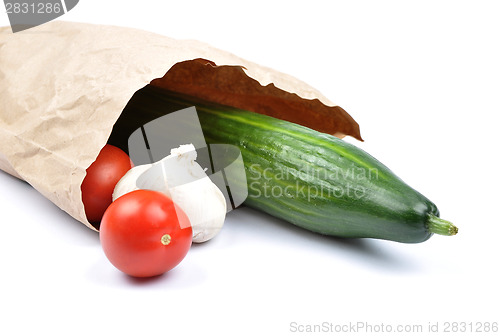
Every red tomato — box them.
[81,144,132,224]
[99,190,192,277]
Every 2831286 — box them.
[5,2,62,14]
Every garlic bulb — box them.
[113,144,227,243]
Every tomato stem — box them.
[161,234,171,245]
[427,214,458,236]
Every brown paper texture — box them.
[0,21,354,230]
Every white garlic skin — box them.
[112,164,152,200]
[112,144,227,243]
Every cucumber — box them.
[111,86,457,243]
[196,106,457,243]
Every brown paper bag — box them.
[0,21,360,230]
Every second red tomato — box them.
[81,144,132,225]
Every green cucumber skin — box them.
[197,106,439,243]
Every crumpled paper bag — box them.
[0,21,360,230]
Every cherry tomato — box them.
[81,144,132,224]
[99,190,192,277]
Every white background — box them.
[1,1,499,335]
